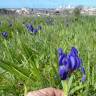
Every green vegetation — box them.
[0,15,96,96]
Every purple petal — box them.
[72,56,82,70]
[62,56,68,65]
[58,48,67,66]
[70,47,78,56]
[81,74,86,82]
[1,32,8,38]
[58,48,63,56]
[59,65,68,80]
[76,57,82,69]
[68,51,82,71]
[59,53,66,66]
[81,66,86,74]
[33,29,38,33]
[69,55,76,70]
[26,24,34,32]
[81,66,86,82]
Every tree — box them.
[73,5,83,16]
[73,5,83,21]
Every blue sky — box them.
[0,0,96,8]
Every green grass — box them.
[0,15,96,96]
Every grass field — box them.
[0,15,96,96]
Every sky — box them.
[0,0,96,8]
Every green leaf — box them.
[69,84,86,95]
[61,80,68,96]
[0,59,32,81]
[68,75,74,92]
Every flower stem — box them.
[62,80,68,96]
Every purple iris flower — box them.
[26,24,34,32]
[26,24,39,34]
[1,32,8,38]
[58,47,86,82]
[33,29,38,34]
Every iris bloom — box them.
[26,24,34,32]
[33,29,38,34]
[1,32,8,38]
[26,24,42,34]
[58,47,86,81]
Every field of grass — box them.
[0,15,96,96]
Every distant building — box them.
[16,8,30,15]
[81,7,96,15]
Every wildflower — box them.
[81,66,86,82]
[26,24,34,32]
[33,29,38,34]
[26,24,41,34]
[58,47,86,81]
[1,32,8,38]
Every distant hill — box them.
[0,7,96,16]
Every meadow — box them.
[0,15,96,96]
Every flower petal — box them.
[58,48,63,56]
[81,66,86,82]
[58,48,67,66]
[59,54,67,66]
[70,47,78,56]
[71,57,82,70]
[59,65,68,80]
[33,29,38,33]
[76,57,82,69]
[81,74,86,82]
[1,32,8,38]
[69,55,76,70]
[81,66,86,74]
